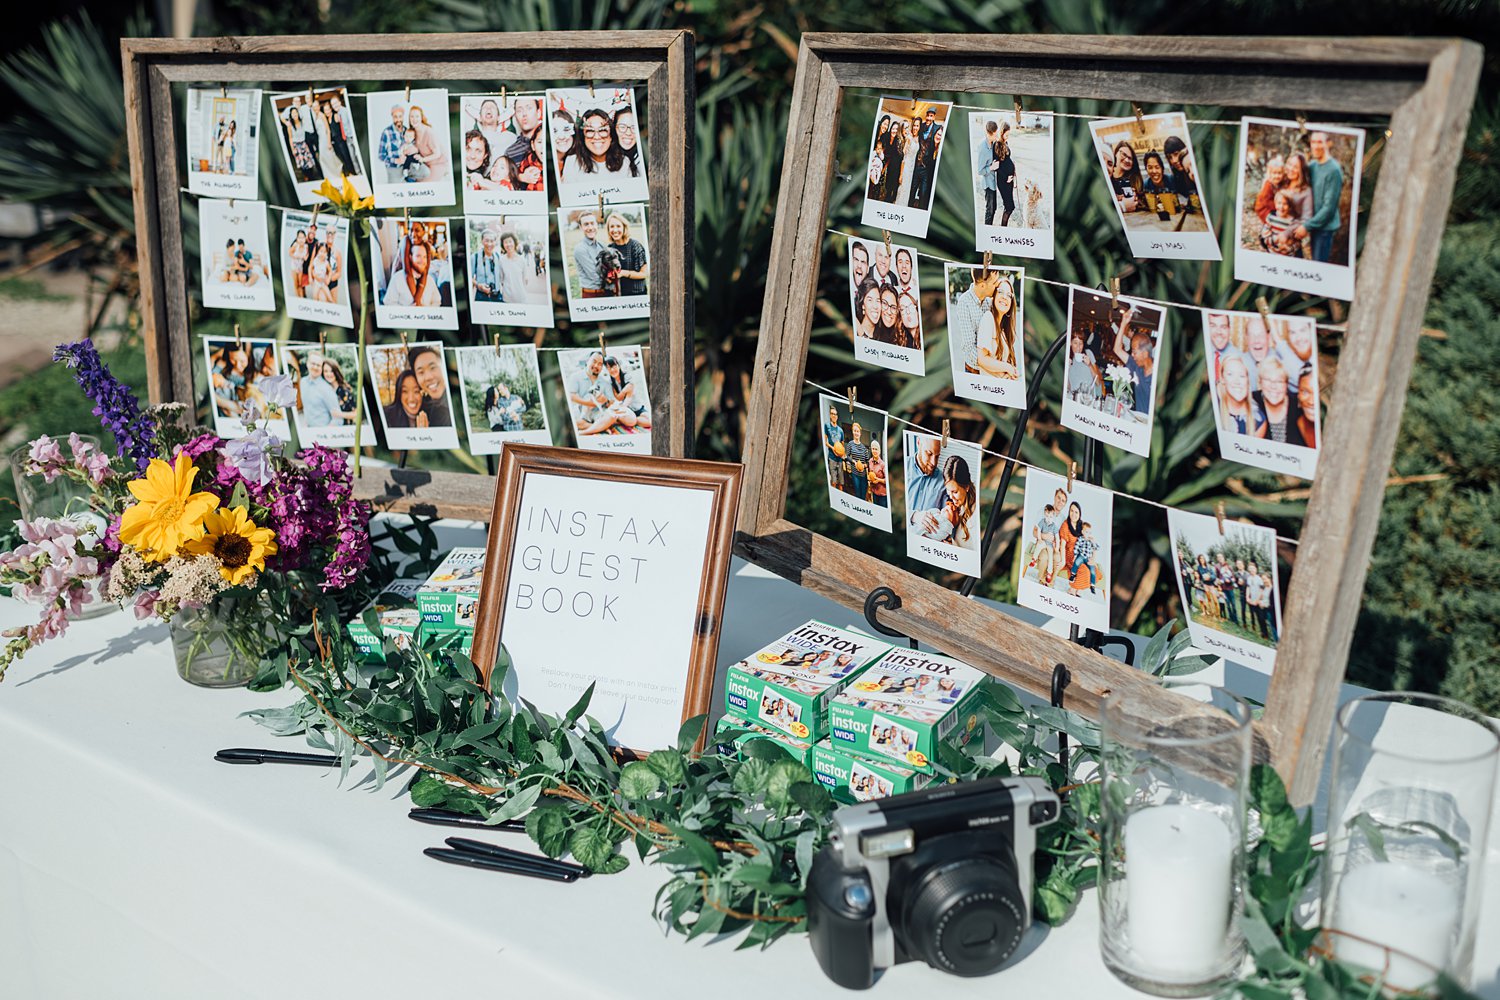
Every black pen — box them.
[423,847,578,883]
[408,808,526,832]
[215,748,341,767]
[444,837,590,878]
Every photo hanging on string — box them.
[364,88,456,209]
[203,336,291,441]
[283,340,375,450]
[557,346,653,454]
[1088,111,1221,261]
[860,96,954,240]
[817,393,892,533]
[556,203,650,322]
[369,217,459,331]
[458,94,549,215]
[366,341,461,451]
[847,236,925,376]
[1059,285,1166,458]
[1166,507,1282,671]
[454,344,552,455]
[465,215,553,329]
[966,109,1054,260]
[185,87,261,199]
[901,430,982,578]
[267,88,372,206]
[198,199,274,313]
[1015,468,1113,632]
[1201,308,1321,480]
[545,86,648,208]
[278,211,353,329]
[943,261,1027,410]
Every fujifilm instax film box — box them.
[417,547,486,631]
[810,740,932,804]
[714,712,814,768]
[828,648,989,773]
[723,620,892,743]
[347,579,424,662]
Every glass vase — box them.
[169,595,273,688]
[1321,692,1499,994]
[8,436,116,619]
[1098,682,1253,997]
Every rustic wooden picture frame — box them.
[471,444,742,752]
[735,34,1481,802]
[120,31,696,519]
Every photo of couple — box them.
[847,237,924,375]
[902,431,982,579]
[558,346,653,454]
[365,88,454,208]
[943,262,1027,410]
[967,110,1055,259]
[1016,469,1113,632]
[1060,285,1166,459]
[818,393,892,533]
[1088,112,1221,261]
[185,87,260,199]
[861,96,953,239]
[283,341,374,449]
[1167,507,1282,670]
[465,216,553,328]
[557,204,650,322]
[460,94,548,214]
[1234,116,1365,300]
[370,217,458,331]
[868,715,918,760]
[203,336,291,441]
[849,762,895,802]
[546,86,648,207]
[270,88,371,205]
[454,344,551,455]
[758,692,803,732]
[366,341,460,451]
[1202,308,1321,479]
[199,199,274,312]
[279,212,353,328]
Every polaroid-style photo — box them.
[817,393,892,533]
[465,215,553,328]
[278,210,353,329]
[364,88,455,208]
[557,346,653,453]
[861,96,954,240]
[1234,116,1365,301]
[203,336,291,440]
[1088,112,1221,261]
[546,86,647,207]
[366,341,461,451]
[943,261,1027,410]
[902,431,982,578]
[1167,507,1282,671]
[198,199,274,312]
[967,110,1054,259]
[1202,308,1321,480]
[458,94,548,214]
[268,88,372,206]
[758,690,803,732]
[867,712,919,764]
[454,344,551,455]
[185,87,261,199]
[370,217,459,331]
[283,341,374,450]
[1015,468,1113,632]
[849,759,895,803]
[556,204,649,322]
[847,236,924,375]
[1059,285,1166,458]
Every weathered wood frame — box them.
[735,34,1481,803]
[121,31,696,519]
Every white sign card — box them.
[278,210,353,329]
[860,96,954,240]
[817,393,892,533]
[1201,308,1321,480]
[458,93,549,215]
[545,86,648,207]
[902,431,982,578]
[557,346,653,454]
[366,341,461,451]
[1059,284,1166,458]
[370,217,460,331]
[454,345,552,455]
[1015,469,1113,632]
[464,215,554,328]
[283,340,375,449]
[185,87,262,199]
[1087,111,1221,261]
[198,199,275,312]
[202,336,291,441]
[846,236,925,375]
[966,110,1054,260]
[364,87,456,208]
[1166,508,1282,672]
[944,261,1027,410]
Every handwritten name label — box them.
[1148,240,1186,252]
[917,542,959,564]
[1069,409,1135,443]
[577,297,647,317]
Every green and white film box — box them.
[416,548,486,631]
[723,620,893,744]
[347,579,425,662]
[714,712,814,767]
[810,740,932,804]
[827,648,989,773]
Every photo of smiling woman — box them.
[556,203,650,322]
[944,261,1027,410]
[1087,111,1220,261]
[847,236,925,375]
[283,341,375,449]
[459,93,548,214]
[546,86,648,207]
[1201,307,1321,479]
[370,217,459,331]
[366,341,460,451]
[902,430,982,578]
[364,88,455,209]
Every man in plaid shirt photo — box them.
[377,104,408,185]
[1068,521,1101,593]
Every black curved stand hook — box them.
[1051,663,1071,779]
[863,586,919,650]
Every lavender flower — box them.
[257,374,296,411]
[221,430,281,487]
[53,340,156,470]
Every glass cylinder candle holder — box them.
[1099,682,1253,997]
[1322,693,1499,994]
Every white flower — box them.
[258,374,296,410]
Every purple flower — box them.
[174,432,222,462]
[258,374,296,411]
[220,430,281,486]
[53,340,156,470]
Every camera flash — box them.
[860,828,915,858]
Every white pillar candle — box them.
[1124,803,1236,981]
[1330,861,1460,992]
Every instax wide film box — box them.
[723,620,892,743]
[714,712,814,767]
[416,547,485,631]
[347,579,424,663]
[810,740,931,804]
[828,648,989,773]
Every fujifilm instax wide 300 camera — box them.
[806,776,1060,989]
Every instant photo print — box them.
[817,393,892,533]
[284,341,375,449]
[454,344,551,455]
[366,341,461,451]
[464,215,553,328]
[966,109,1054,260]
[846,236,925,376]
[268,88,371,206]
[714,713,815,768]
[279,210,353,328]
[370,217,459,331]
[202,336,290,440]
[546,86,648,207]
[459,94,549,215]
[556,203,650,322]
[557,346,653,454]
[198,199,274,312]
[860,95,953,240]
[364,88,456,209]
[185,87,261,199]
[1059,285,1166,458]
[827,648,989,773]
[417,547,486,633]
[902,431,983,579]
[1201,308,1321,480]
[944,261,1027,410]
[1167,508,1283,672]
[1015,468,1114,632]
[1088,111,1220,261]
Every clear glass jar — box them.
[8,436,115,619]
[169,595,273,688]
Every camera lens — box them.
[897,856,1027,977]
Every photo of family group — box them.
[1088,111,1220,261]
[558,346,653,454]
[867,713,919,762]
[850,670,967,709]
[464,216,553,328]
[454,344,551,455]
[847,236,924,375]
[967,110,1055,259]
[849,761,895,802]
[758,691,804,733]
[278,211,353,328]
[943,262,1027,409]
[198,199,274,312]
[459,94,548,214]
[370,217,458,330]
[269,88,371,205]
[818,393,892,533]
[556,204,650,322]
[1016,468,1114,631]
[1167,507,1282,670]
[185,87,261,199]
[861,96,953,239]
[283,341,374,449]
[203,336,290,440]
[1234,116,1365,300]
[364,88,454,208]
[902,431,982,578]
[1202,308,1321,479]
[366,341,460,451]
[545,86,648,207]
[1060,285,1165,458]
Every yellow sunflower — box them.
[183,506,278,586]
[117,454,220,562]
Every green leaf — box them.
[765,759,811,812]
[665,822,721,874]
[525,806,569,858]
[620,761,662,800]
[228,481,250,511]
[789,779,832,816]
[563,682,596,727]
[410,775,451,808]
[1250,764,1290,818]
[1033,869,1079,925]
[1140,621,1172,674]
[598,853,629,875]
[732,758,772,798]
[647,749,687,786]
[676,715,707,752]
[488,781,543,824]
[568,826,616,872]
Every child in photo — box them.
[1260,188,1303,257]
[1067,522,1101,593]
[400,126,428,181]
[1027,503,1061,584]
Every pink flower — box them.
[133,590,159,620]
[68,433,111,485]
[24,435,67,483]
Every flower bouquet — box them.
[0,340,372,686]
[1104,363,1137,417]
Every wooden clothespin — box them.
[1110,276,1121,311]
[846,386,857,415]
[882,230,893,257]
[982,251,993,279]
[493,333,502,357]
[308,85,315,103]
[1215,501,1227,535]
[498,214,506,226]
[598,325,607,354]
[228,197,235,209]
[220,83,227,98]
[233,322,242,348]
[1013,99,1023,125]
[597,193,606,219]
[940,419,950,450]
[403,206,411,228]
[1296,113,1308,135]
[1256,295,1274,329]
[1066,460,1076,493]
[404,83,411,102]
[588,80,595,98]
[310,203,320,230]
[318,331,327,353]
[500,85,506,105]
[400,331,410,350]
[1133,104,1146,132]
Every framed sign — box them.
[470,444,742,752]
